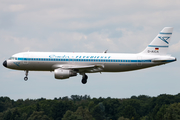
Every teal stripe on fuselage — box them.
[17,58,152,63]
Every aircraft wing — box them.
[52,64,104,72]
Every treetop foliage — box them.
[0,93,180,120]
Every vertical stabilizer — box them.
[141,27,173,55]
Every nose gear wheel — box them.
[24,70,29,81]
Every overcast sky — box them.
[0,0,180,100]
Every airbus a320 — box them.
[3,27,176,84]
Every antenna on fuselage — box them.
[103,49,108,53]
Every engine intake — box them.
[54,68,77,79]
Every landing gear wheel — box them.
[82,78,87,84]
[24,70,29,81]
[24,77,28,81]
[81,74,88,84]
[84,74,88,79]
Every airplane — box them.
[3,27,177,84]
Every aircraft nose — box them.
[3,60,7,67]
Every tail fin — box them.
[141,27,173,55]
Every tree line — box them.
[0,94,180,120]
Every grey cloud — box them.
[1,0,180,100]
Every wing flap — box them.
[52,64,104,71]
[60,64,95,69]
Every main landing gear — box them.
[24,70,28,81]
[81,73,88,84]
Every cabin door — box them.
[137,56,142,66]
[23,53,29,64]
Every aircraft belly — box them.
[103,63,136,72]
[10,60,165,72]
[103,62,162,72]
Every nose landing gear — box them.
[24,70,28,81]
[81,73,88,84]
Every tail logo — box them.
[158,36,170,44]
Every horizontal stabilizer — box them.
[152,57,176,63]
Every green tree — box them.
[36,103,40,112]
[0,101,5,112]
[164,103,180,120]
[11,108,21,120]
[75,106,94,120]
[118,116,130,120]
[122,105,138,120]
[62,110,79,120]
[156,105,167,120]
[103,99,121,119]
[51,101,74,119]
[3,110,12,120]
[88,101,95,112]
[62,107,94,120]
[20,113,28,120]
[91,102,105,120]
[140,116,149,120]
[27,111,51,120]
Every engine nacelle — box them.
[54,68,77,79]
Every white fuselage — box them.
[6,52,176,73]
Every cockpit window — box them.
[8,57,17,60]
[8,57,13,60]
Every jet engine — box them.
[54,68,77,79]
